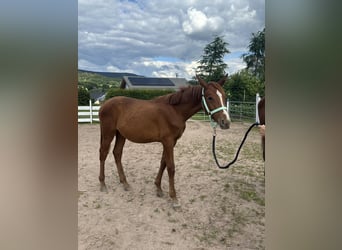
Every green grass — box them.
[239,190,264,206]
[191,113,210,121]
[227,208,248,237]
[233,180,265,206]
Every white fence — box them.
[229,93,261,123]
[78,100,100,123]
[192,93,262,123]
[78,94,262,124]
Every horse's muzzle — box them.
[219,118,230,129]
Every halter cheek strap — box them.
[201,88,227,127]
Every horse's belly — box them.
[115,105,184,143]
[117,122,162,143]
[117,121,183,143]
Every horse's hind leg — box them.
[99,129,115,192]
[155,150,167,197]
[162,141,180,208]
[113,131,129,191]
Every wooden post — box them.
[89,99,93,124]
[256,93,261,123]
[226,98,230,116]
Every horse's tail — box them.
[98,101,116,147]
[99,105,105,151]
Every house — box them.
[90,90,106,104]
[94,94,106,105]
[120,76,189,90]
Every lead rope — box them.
[212,122,259,169]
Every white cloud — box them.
[182,8,224,40]
[78,59,103,72]
[225,58,246,75]
[182,8,208,34]
[78,0,264,78]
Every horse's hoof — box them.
[123,183,130,191]
[156,188,164,197]
[171,200,181,210]
[100,184,108,193]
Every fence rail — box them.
[78,100,100,123]
[78,94,262,124]
[229,101,257,122]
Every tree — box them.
[242,28,265,82]
[196,35,230,82]
[78,86,90,105]
[224,69,264,101]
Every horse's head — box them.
[197,75,231,129]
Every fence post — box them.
[226,98,230,116]
[89,99,93,124]
[255,93,261,123]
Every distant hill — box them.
[78,69,140,79]
[78,69,144,103]
[78,69,126,95]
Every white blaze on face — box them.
[216,90,230,121]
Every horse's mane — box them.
[153,85,202,105]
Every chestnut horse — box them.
[258,97,265,160]
[98,75,230,205]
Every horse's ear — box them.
[196,75,208,88]
[217,74,228,86]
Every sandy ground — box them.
[78,120,265,249]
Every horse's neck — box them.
[174,102,202,121]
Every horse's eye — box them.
[208,96,213,101]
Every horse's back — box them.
[99,96,141,118]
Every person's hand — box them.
[259,125,265,137]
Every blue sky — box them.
[78,0,264,80]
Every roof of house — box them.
[90,89,105,101]
[120,76,189,90]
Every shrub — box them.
[78,87,90,105]
[105,88,174,100]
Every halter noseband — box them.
[201,88,227,127]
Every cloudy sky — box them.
[78,0,264,80]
